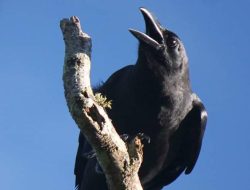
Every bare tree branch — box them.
[60,16,143,190]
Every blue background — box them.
[1,1,250,189]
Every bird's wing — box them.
[140,94,207,190]
[74,132,89,189]
[183,93,207,174]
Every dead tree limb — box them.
[60,16,144,190]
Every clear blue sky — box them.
[1,1,250,189]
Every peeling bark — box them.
[60,16,143,190]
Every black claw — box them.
[95,163,104,174]
[83,150,96,159]
[120,134,130,141]
[137,133,151,144]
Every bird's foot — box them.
[84,151,104,174]
[120,133,130,141]
[95,163,104,174]
[83,150,96,159]
[120,133,150,144]
[137,133,151,144]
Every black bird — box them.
[74,8,207,190]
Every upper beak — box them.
[129,8,164,49]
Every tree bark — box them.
[60,16,144,190]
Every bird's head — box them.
[130,8,189,80]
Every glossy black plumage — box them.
[74,8,207,190]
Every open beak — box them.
[129,8,164,50]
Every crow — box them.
[74,8,207,190]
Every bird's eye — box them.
[167,37,178,48]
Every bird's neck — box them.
[133,56,192,113]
